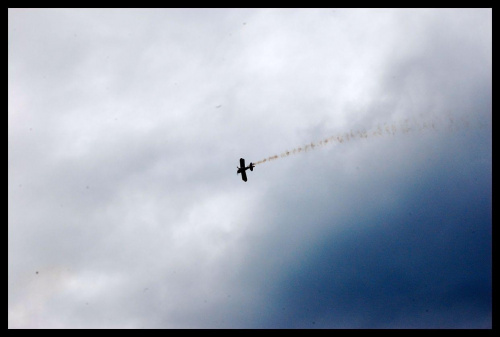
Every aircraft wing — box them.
[241,169,248,182]
[240,158,245,168]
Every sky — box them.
[8,8,492,329]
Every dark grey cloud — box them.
[9,9,490,328]
[251,151,491,328]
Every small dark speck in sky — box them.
[35,271,39,275]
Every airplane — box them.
[237,158,255,182]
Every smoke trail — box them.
[253,114,481,166]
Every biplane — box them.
[237,158,255,182]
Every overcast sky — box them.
[8,8,491,329]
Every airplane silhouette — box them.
[237,158,255,182]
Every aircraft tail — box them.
[250,163,254,171]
